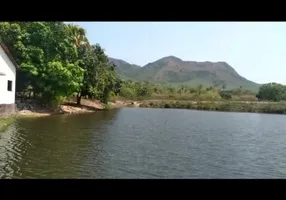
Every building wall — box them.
[0,104,16,116]
[0,45,16,105]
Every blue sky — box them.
[72,22,286,84]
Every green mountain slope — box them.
[109,56,260,91]
[109,57,141,80]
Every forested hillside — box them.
[110,56,260,91]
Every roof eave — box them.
[0,42,19,69]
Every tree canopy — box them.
[256,83,286,102]
[0,22,119,106]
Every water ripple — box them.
[1,108,286,178]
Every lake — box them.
[1,108,286,179]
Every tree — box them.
[256,83,286,102]
[87,44,119,104]
[66,23,88,49]
[220,90,232,100]
[168,87,175,94]
[222,83,226,90]
[0,22,85,106]
[197,84,203,94]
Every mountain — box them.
[108,57,141,79]
[109,56,260,91]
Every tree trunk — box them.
[77,93,82,105]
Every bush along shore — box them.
[137,100,286,114]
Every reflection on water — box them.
[1,108,286,178]
[0,110,120,178]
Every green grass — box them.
[103,103,113,110]
[0,115,16,132]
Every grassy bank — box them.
[138,100,286,114]
[113,93,257,102]
[0,116,16,132]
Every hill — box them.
[109,56,260,91]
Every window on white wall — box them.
[7,80,12,91]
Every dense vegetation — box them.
[0,22,119,107]
[117,81,258,102]
[139,100,286,114]
[256,83,286,102]
[116,78,286,115]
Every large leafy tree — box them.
[256,83,286,102]
[88,44,119,104]
[75,42,120,105]
[0,22,84,106]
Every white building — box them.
[0,42,17,105]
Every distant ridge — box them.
[109,56,260,91]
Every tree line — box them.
[118,81,286,102]
[0,22,120,107]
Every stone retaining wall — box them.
[0,104,16,116]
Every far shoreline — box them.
[112,99,286,115]
[2,98,286,133]
[15,99,286,116]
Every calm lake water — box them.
[1,108,286,179]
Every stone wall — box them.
[0,104,16,116]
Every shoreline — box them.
[2,99,286,132]
[16,99,286,116]
[2,99,286,120]
[136,100,286,115]
[16,99,106,117]
[1,99,105,132]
